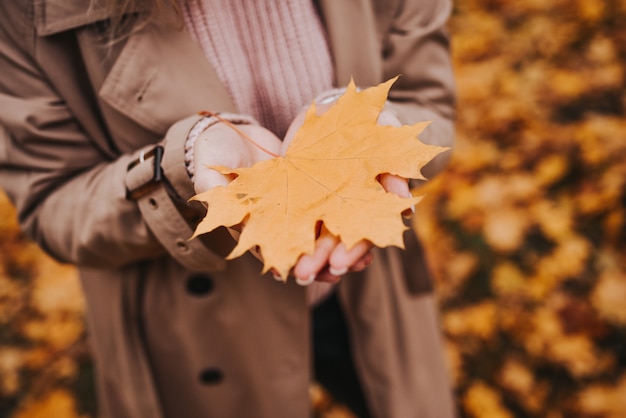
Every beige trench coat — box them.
[0,0,456,416]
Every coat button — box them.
[186,274,214,296]
[199,368,223,385]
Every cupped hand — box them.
[193,123,282,194]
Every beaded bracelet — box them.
[184,112,259,182]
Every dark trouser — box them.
[312,292,372,418]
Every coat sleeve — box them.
[0,2,226,271]
[382,0,456,179]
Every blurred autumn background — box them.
[2,0,626,416]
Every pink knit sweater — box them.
[180,0,335,138]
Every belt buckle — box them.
[126,145,164,200]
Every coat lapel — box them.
[38,0,237,141]
[98,21,237,136]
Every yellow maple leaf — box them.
[191,77,446,279]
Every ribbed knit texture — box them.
[180,0,335,138]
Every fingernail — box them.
[402,205,416,218]
[329,266,348,276]
[296,274,316,286]
[273,273,283,282]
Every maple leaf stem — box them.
[198,110,280,158]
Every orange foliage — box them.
[416,0,626,416]
[0,191,92,417]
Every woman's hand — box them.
[192,122,284,266]
[193,123,282,194]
